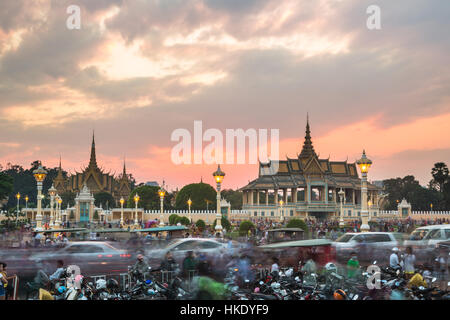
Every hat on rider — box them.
[392,247,399,253]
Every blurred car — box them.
[404,225,449,246]
[144,238,228,266]
[333,232,399,264]
[29,241,133,276]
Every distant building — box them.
[240,117,381,221]
[52,133,132,205]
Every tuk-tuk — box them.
[266,228,305,243]
[257,239,335,269]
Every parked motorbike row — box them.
[223,263,450,300]
[27,262,449,300]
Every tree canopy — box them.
[175,182,217,210]
[94,191,116,209]
[127,185,173,210]
[221,189,243,210]
[383,175,444,210]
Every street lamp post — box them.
[338,188,345,227]
[25,195,29,209]
[16,192,20,224]
[55,195,62,227]
[187,198,192,222]
[33,165,47,231]
[133,194,140,227]
[48,185,56,227]
[120,197,125,227]
[213,165,225,237]
[368,200,373,222]
[430,203,433,212]
[279,199,284,222]
[356,150,372,233]
[158,187,166,226]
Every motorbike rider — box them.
[390,247,403,271]
[33,260,66,288]
[159,251,178,272]
[130,254,150,281]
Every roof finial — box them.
[299,113,316,159]
[89,130,98,168]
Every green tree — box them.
[431,162,449,193]
[0,172,13,201]
[213,216,231,232]
[169,214,180,225]
[93,210,99,220]
[196,219,206,231]
[221,189,243,210]
[176,216,190,226]
[60,191,76,209]
[383,175,444,210]
[94,192,116,209]
[238,220,255,236]
[127,185,160,210]
[286,219,308,233]
[175,182,217,210]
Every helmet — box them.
[392,247,399,252]
[57,286,67,294]
[254,287,260,293]
[145,279,152,285]
[325,262,337,273]
[147,289,156,296]
[96,279,107,290]
[271,282,280,289]
[106,278,120,291]
[285,268,293,277]
[333,289,347,300]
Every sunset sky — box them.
[0,0,449,191]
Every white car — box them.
[145,238,228,265]
[333,232,399,263]
[404,225,450,247]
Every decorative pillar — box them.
[357,150,372,232]
[213,165,225,237]
[33,166,47,231]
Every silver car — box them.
[145,238,228,265]
[333,232,399,264]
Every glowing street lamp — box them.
[430,203,433,212]
[48,184,57,226]
[120,197,125,226]
[356,150,372,232]
[158,187,166,226]
[25,195,29,209]
[55,194,62,227]
[213,165,225,237]
[279,199,285,222]
[33,165,47,231]
[187,198,192,222]
[16,192,20,223]
[133,194,140,226]
[338,188,345,227]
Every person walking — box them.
[403,246,416,280]
[347,252,360,279]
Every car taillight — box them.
[120,254,131,258]
[98,254,103,258]
[106,254,112,257]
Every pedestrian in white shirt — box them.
[403,246,416,279]
[390,247,402,270]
